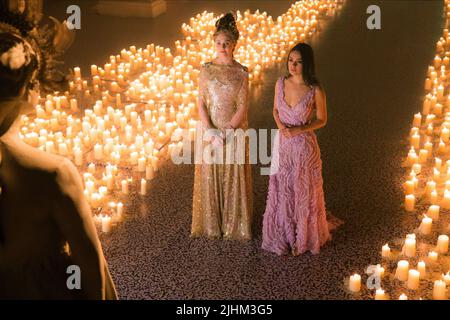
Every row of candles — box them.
[347,0,450,300]
[18,1,344,233]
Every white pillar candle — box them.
[428,251,438,263]
[438,139,446,154]
[427,205,440,220]
[441,190,450,209]
[418,261,426,278]
[423,97,431,114]
[413,113,422,127]
[419,215,432,235]
[130,152,139,165]
[430,190,438,204]
[437,235,449,253]
[138,157,146,172]
[94,144,103,160]
[146,165,155,180]
[121,179,129,195]
[399,294,408,300]
[425,181,436,198]
[74,67,81,78]
[140,179,147,196]
[404,237,416,258]
[382,244,391,258]
[404,181,415,195]
[58,143,68,156]
[433,280,447,300]
[74,148,83,166]
[434,103,443,115]
[405,194,415,211]
[348,274,361,293]
[395,260,409,281]
[411,134,420,149]
[407,269,420,290]
[117,202,124,218]
[101,216,112,233]
[374,289,387,300]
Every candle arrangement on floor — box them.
[17,0,345,233]
[345,0,450,300]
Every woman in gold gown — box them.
[191,13,253,240]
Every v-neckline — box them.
[282,77,313,109]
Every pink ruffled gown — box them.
[262,76,331,255]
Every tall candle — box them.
[140,179,147,196]
[382,244,391,258]
[407,269,420,290]
[405,194,415,211]
[404,237,416,258]
[419,215,432,235]
[395,260,409,281]
[418,261,426,278]
[349,274,361,293]
[437,235,449,253]
[428,251,438,263]
[121,179,129,195]
[427,205,440,220]
[101,215,112,233]
[433,280,447,300]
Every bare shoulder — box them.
[4,141,82,197]
[313,85,326,98]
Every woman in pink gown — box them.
[262,43,334,256]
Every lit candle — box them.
[140,179,147,196]
[138,157,146,172]
[381,244,391,258]
[433,280,447,300]
[395,260,409,281]
[441,190,450,209]
[101,215,112,233]
[117,202,124,219]
[121,179,129,195]
[417,261,426,278]
[404,236,416,258]
[399,294,408,300]
[404,180,414,195]
[374,289,387,300]
[94,144,103,160]
[437,235,449,253]
[427,205,440,220]
[146,165,155,180]
[74,148,83,166]
[407,269,420,290]
[419,215,432,235]
[405,194,415,211]
[74,67,81,78]
[428,251,438,263]
[348,274,361,293]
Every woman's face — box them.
[214,32,235,60]
[288,50,303,77]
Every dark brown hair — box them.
[286,42,320,87]
[214,12,239,44]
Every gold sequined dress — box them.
[191,61,253,240]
